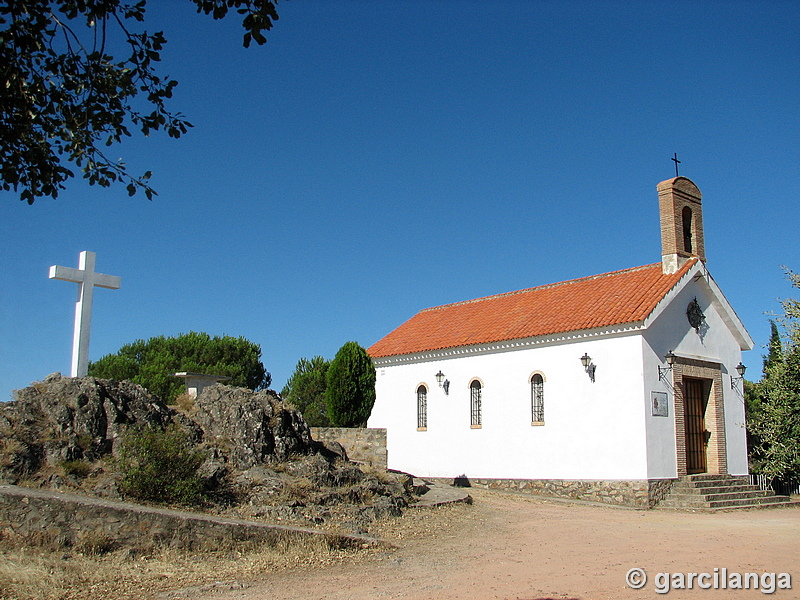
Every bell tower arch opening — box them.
[657,176,706,274]
[682,205,693,254]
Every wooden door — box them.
[684,378,709,474]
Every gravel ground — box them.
[189,488,800,600]
[3,488,797,600]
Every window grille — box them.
[417,385,427,429]
[470,380,482,426]
[531,374,544,423]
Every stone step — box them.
[683,477,749,487]
[656,474,793,511]
[662,490,771,503]
[684,473,747,481]
[706,495,790,509]
[660,493,776,507]
[660,500,794,511]
[669,483,763,495]
[659,494,790,509]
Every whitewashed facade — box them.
[368,178,753,501]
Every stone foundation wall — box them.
[432,477,679,509]
[0,485,380,552]
[311,428,387,471]
[646,478,678,507]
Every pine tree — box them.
[89,332,270,402]
[282,356,331,426]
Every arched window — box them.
[682,206,693,254]
[417,385,427,430]
[470,380,482,427]
[531,373,544,424]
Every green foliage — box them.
[747,268,800,484]
[1,0,282,203]
[281,356,331,426]
[781,269,800,335]
[763,320,784,373]
[88,331,270,402]
[117,424,206,505]
[325,342,376,428]
[61,459,93,478]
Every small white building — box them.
[172,372,231,399]
[367,177,753,507]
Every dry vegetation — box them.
[0,377,448,599]
[0,502,473,600]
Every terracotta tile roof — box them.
[368,259,696,358]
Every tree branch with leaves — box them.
[1,0,282,204]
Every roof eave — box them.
[371,321,647,366]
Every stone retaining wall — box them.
[311,428,387,471]
[0,485,383,552]
[432,477,678,508]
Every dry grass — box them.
[0,438,23,470]
[173,393,195,413]
[0,534,371,600]
[359,465,396,485]
[0,497,475,600]
[371,499,476,544]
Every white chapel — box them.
[367,177,754,507]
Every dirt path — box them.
[195,489,799,600]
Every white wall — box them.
[370,264,752,482]
[643,273,750,476]
[369,333,652,480]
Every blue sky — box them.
[1,0,798,399]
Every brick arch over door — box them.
[672,357,727,476]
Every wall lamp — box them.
[731,362,746,391]
[580,353,596,382]
[658,351,676,383]
[435,370,450,395]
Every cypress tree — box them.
[763,320,784,373]
[325,342,376,427]
[747,270,800,485]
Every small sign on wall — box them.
[651,391,669,417]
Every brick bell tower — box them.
[657,177,706,274]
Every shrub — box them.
[61,460,92,478]
[117,425,207,506]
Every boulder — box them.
[190,384,314,468]
[0,373,172,478]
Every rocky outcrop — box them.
[0,373,172,478]
[0,374,412,531]
[190,385,313,468]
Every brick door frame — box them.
[672,357,727,476]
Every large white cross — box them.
[49,251,121,377]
